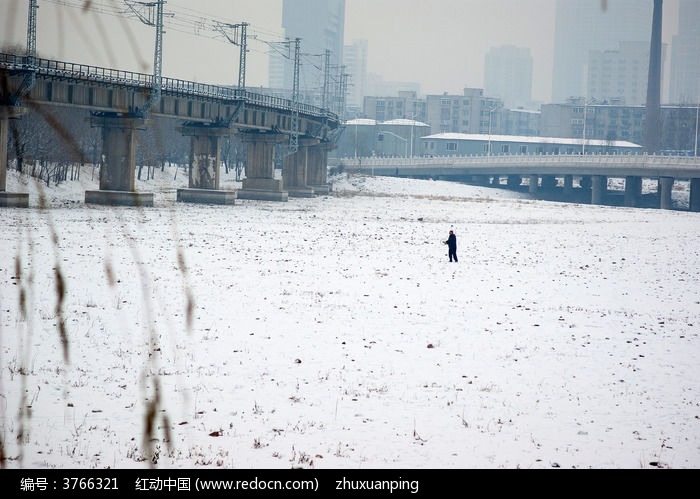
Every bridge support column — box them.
[307,142,334,195]
[563,175,574,198]
[528,175,539,194]
[283,138,317,198]
[658,176,674,210]
[237,132,288,202]
[591,175,607,205]
[0,107,29,208]
[580,176,592,192]
[690,179,700,212]
[472,175,490,186]
[176,125,236,205]
[85,114,153,207]
[624,176,642,208]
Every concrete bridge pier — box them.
[580,176,592,193]
[591,176,607,205]
[624,176,642,208]
[283,138,317,198]
[86,114,153,207]
[177,125,236,205]
[658,176,674,210]
[690,179,700,212]
[237,132,288,202]
[472,175,490,186]
[528,175,539,194]
[307,142,334,195]
[0,107,29,207]
[563,175,574,197]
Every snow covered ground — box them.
[1,166,699,469]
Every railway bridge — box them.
[1,52,341,207]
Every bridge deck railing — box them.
[0,52,338,121]
[1,52,152,88]
[337,153,700,169]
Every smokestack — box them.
[644,0,663,154]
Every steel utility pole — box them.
[26,0,38,63]
[214,22,249,89]
[290,37,301,155]
[16,0,40,97]
[322,49,331,110]
[695,105,699,158]
[340,70,349,119]
[582,100,588,155]
[124,0,168,114]
[152,0,164,110]
[238,22,248,89]
[644,0,663,154]
[333,65,347,118]
[488,106,496,157]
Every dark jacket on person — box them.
[446,233,457,251]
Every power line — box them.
[40,0,286,48]
[27,1,332,98]
[42,0,124,18]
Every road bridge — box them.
[335,154,700,211]
[1,52,341,207]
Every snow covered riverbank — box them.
[2,168,699,469]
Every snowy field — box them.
[1,166,699,469]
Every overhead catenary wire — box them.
[27,0,333,100]
[40,0,287,48]
[35,0,275,73]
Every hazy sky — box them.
[0,0,681,103]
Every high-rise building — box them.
[541,100,696,152]
[588,41,667,106]
[343,39,368,115]
[669,0,700,104]
[552,0,652,103]
[268,0,346,101]
[484,45,533,110]
[363,91,427,123]
[425,89,501,135]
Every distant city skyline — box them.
[0,0,685,104]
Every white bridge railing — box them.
[336,153,700,169]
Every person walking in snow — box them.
[444,230,458,262]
